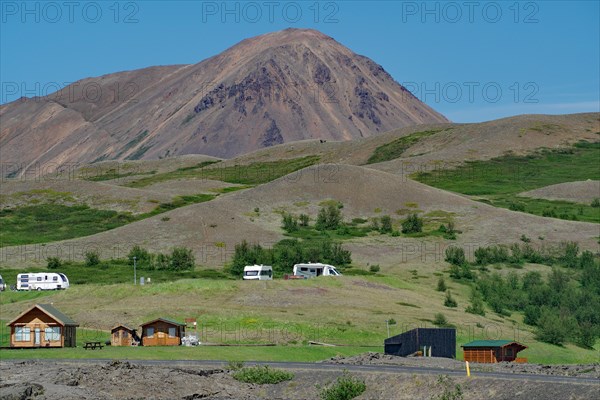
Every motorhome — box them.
[0,274,6,291]
[243,265,273,280]
[17,273,70,291]
[292,263,341,278]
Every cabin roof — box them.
[111,324,135,332]
[7,304,78,327]
[140,318,186,327]
[462,340,527,349]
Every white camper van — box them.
[17,273,70,291]
[292,263,341,278]
[243,265,273,280]
[0,274,6,291]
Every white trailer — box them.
[0,274,6,291]
[17,273,70,291]
[292,263,341,278]
[243,265,273,280]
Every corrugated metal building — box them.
[384,328,456,358]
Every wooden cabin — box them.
[6,304,78,348]
[462,340,528,363]
[111,324,139,346]
[140,318,185,346]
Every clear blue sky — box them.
[1,0,598,122]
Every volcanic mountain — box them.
[0,28,447,176]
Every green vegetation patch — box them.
[232,365,294,384]
[126,160,221,188]
[415,141,600,222]
[0,204,136,247]
[366,129,447,164]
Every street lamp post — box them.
[133,256,137,285]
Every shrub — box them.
[509,202,525,212]
[316,204,342,231]
[379,215,393,233]
[127,245,152,268]
[85,250,100,267]
[436,277,447,292]
[46,256,62,270]
[433,313,449,327]
[401,213,423,233]
[226,360,245,371]
[369,264,380,273]
[232,365,294,385]
[445,246,466,266]
[535,308,570,345]
[170,247,195,271]
[318,371,366,400]
[559,241,579,268]
[591,198,600,208]
[444,290,458,307]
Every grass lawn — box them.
[415,141,600,223]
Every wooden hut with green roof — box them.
[462,340,527,363]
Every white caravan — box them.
[17,273,70,291]
[0,274,6,291]
[243,265,273,280]
[292,263,341,278]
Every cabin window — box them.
[168,327,177,338]
[15,327,31,341]
[146,327,154,338]
[123,331,129,338]
[37,277,42,281]
[53,276,58,281]
[44,327,60,341]
[244,271,258,276]
[506,348,513,356]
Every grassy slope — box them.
[0,272,598,364]
[366,129,446,164]
[414,141,600,223]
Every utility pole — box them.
[133,256,137,285]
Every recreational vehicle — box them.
[0,274,6,291]
[243,265,273,280]
[292,263,341,278]
[17,273,70,291]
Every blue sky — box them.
[1,0,598,122]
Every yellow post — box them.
[466,361,471,377]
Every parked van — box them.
[17,273,70,291]
[292,263,341,278]
[243,265,273,280]
[0,274,6,291]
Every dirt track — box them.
[1,358,598,400]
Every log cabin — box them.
[140,318,185,346]
[462,340,528,363]
[7,304,78,348]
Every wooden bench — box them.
[83,341,104,350]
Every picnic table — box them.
[83,341,104,350]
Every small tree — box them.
[445,246,466,266]
[46,256,62,270]
[444,290,458,308]
[436,277,447,292]
[465,290,486,316]
[380,215,393,233]
[535,308,569,345]
[401,213,423,234]
[170,247,195,271]
[127,245,152,269]
[433,313,449,327]
[299,214,310,227]
[85,250,100,267]
[316,204,342,231]
[282,213,299,233]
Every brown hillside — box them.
[0,29,447,178]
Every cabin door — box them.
[34,328,41,346]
